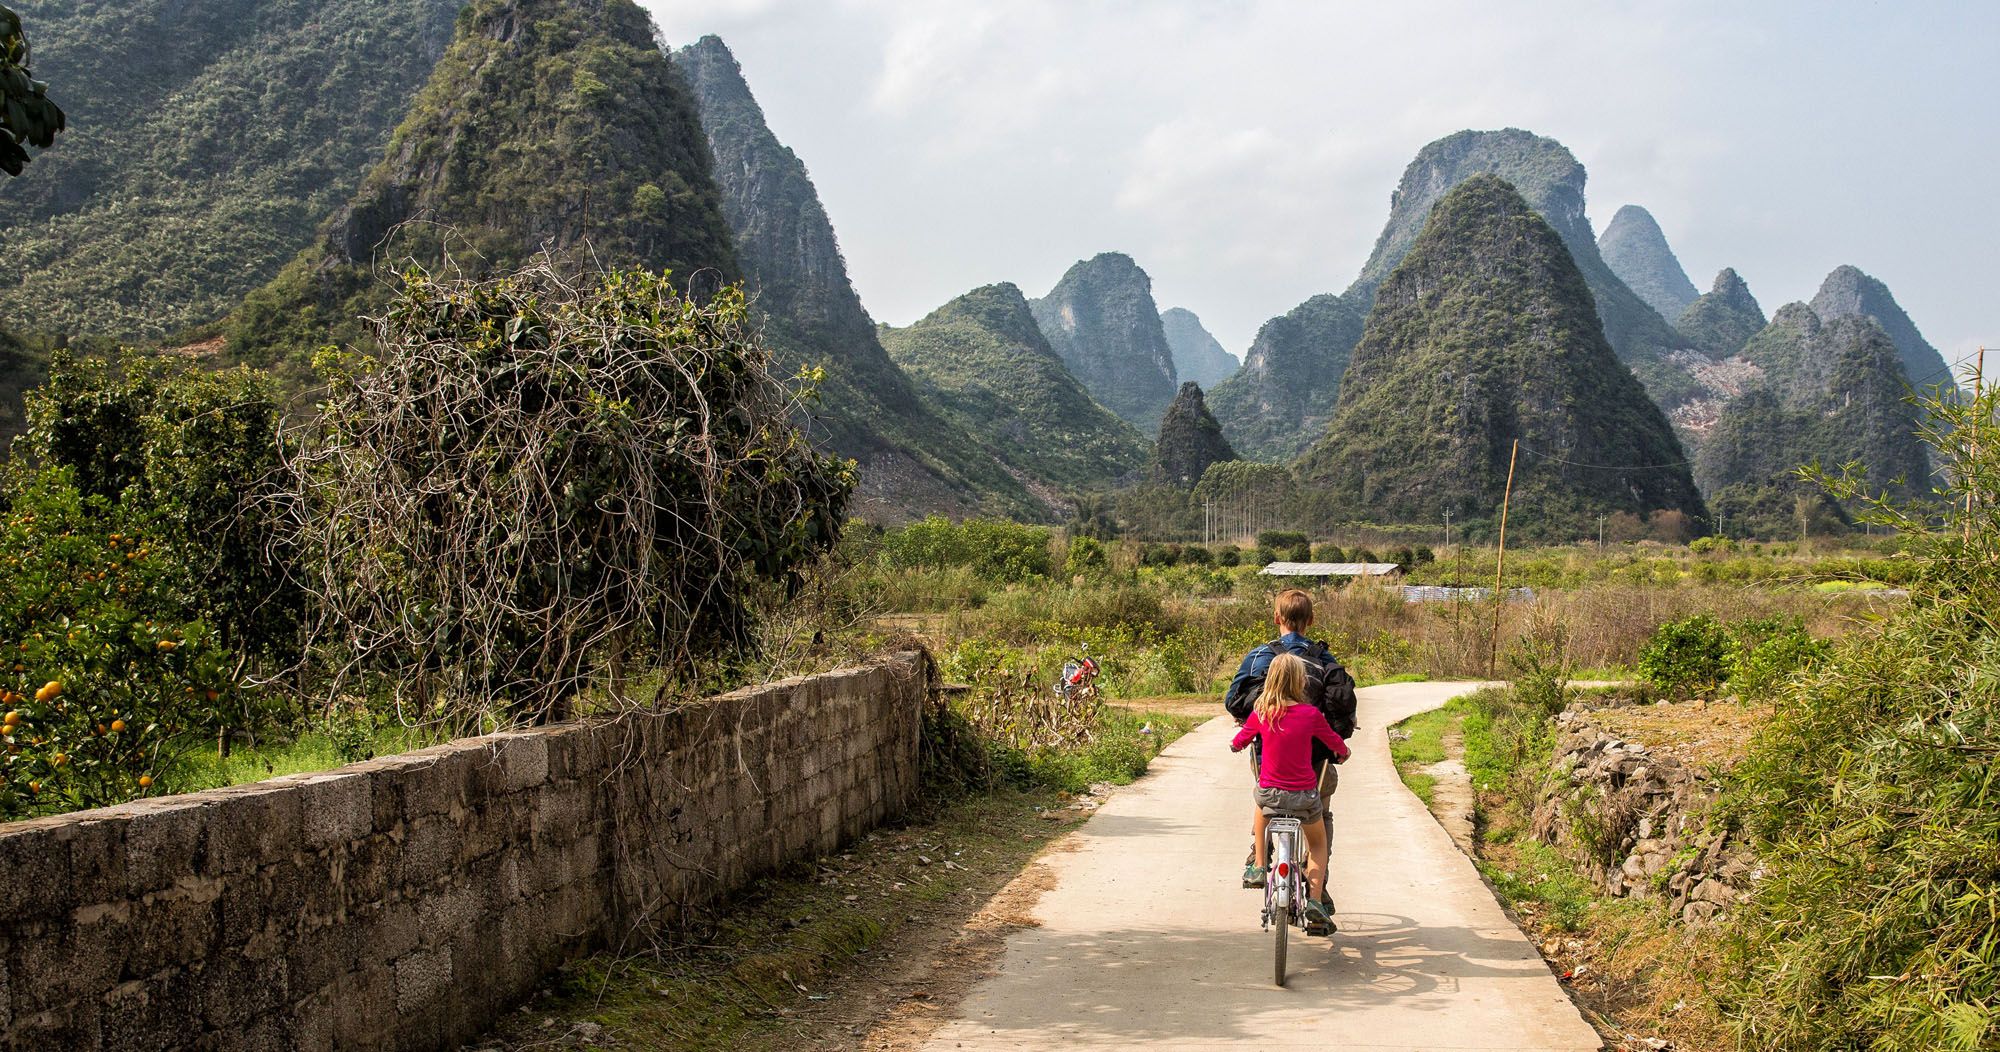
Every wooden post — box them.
[1968,346,1985,545]
[1488,439,1519,679]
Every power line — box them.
[1514,442,1694,471]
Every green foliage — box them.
[0,0,457,338]
[0,468,237,816]
[287,265,852,723]
[20,350,301,654]
[1723,381,2000,1051]
[1480,837,1601,934]
[1726,616,1829,699]
[1298,175,1707,539]
[1636,614,1736,699]
[0,4,65,177]
[1061,535,1110,580]
[881,516,1052,583]
[1257,530,1307,551]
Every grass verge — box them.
[1391,685,1731,1051]
[1385,696,1470,806]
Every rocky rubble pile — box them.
[1530,709,1757,923]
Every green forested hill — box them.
[1675,268,1766,358]
[1597,204,1699,321]
[1029,253,1180,430]
[1152,382,1237,487]
[0,0,462,341]
[880,283,1150,495]
[227,0,738,365]
[1299,176,1705,538]
[1810,265,1956,390]
[1345,129,1705,408]
[1207,292,1367,461]
[1698,306,1932,533]
[677,36,1045,521]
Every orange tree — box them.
[21,350,301,659]
[0,469,233,816]
[0,351,296,814]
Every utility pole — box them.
[1488,439,1519,679]
[1597,515,1605,552]
[1443,507,1452,552]
[1968,346,1985,545]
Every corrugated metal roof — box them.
[1257,562,1402,577]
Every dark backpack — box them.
[1224,637,1358,739]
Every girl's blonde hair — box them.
[1258,652,1308,729]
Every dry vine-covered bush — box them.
[279,262,854,725]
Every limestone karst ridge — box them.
[1810,264,1956,390]
[0,0,462,341]
[1299,175,1706,537]
[1675,268,1767,358]
[1159,308,1240,388]
[1152,382,1238,488]
[678,35,1049,521]
[1697,305,1933,533]
[880,282,1151,495]
[1207,292,1368,462]
[1029,253,1181,431]
[1345,129,1706,409]
[1598,204,1700,322]
[228,0,740,365]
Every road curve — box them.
[920,681,1604,1051]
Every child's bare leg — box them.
[1303,817,1330,900]
[1252,810,1270,869]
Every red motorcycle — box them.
[1056,644,1101,704]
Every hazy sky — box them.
[641,0,1995,373]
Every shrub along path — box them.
[918,682,1602,1050]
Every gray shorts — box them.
[1254,786,1325,821]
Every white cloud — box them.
[637,0,1997,356]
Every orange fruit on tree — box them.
[3,711,17,726]
[156,640,177,651]
[110,719,126,733]
[35,681,60,703]
[137,775,153,788]
[51,753,66,767]
[27,780,39,794]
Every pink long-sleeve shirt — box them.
[1230,704,1351,791]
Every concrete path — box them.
[921,682,1604,1051]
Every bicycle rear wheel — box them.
[1273,901,1288,986]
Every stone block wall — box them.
[0,651,933,1051]
[1529,707,1756,924]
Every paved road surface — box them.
[921,682,1604,1051]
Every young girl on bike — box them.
[1230,651,1348,931]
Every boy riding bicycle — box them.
[1231,651,1348,933]
[1224,589,1358,917]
